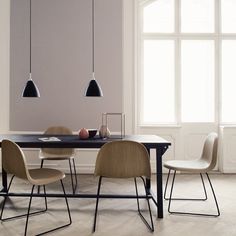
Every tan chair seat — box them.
[1,139,72,236]
[39,126,77,193]
[29,168,65,186]
[93,140,154,232]
[163,133,220,217]
[164,159,209,173]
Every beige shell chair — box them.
[0,139,72,236]
[164,132,220,217]
[39,126,78,194]
[93,140,154,232]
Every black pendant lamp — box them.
[85,0,103,97]
[22,0,40,97]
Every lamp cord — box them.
[92,0,95,75]
[29,0,32,76]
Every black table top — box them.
[0,134,171,149]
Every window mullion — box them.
[176,0,181,124]
[215,0,220,125]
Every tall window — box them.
[138,0,236,125]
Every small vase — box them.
[99,125,110,138]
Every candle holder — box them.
[99,113,125,139]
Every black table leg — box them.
[156,147,164,219]
[1,168,7,192]
[146,148,151,194]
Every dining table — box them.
[0,134,171,219]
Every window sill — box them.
[138,124,182,128]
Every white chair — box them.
[93,140,154,232]
[164,132,220,216]
[0,139,72,236]
[39,126,78,193]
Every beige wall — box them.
[1,0,135,174]
[10,0,123,131]
[0,0,10,132]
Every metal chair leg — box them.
[36,180,72,236]
[164,170,207,201]
[24,185,35,236]
[164,169,171,200]
[93,176,102,233]
[206,173,220,216]
[72,158,78,193]
[134,178,141,212]
[43,185,48,211]
[0,175,15,220]
[1,178,47,222]
[37,160,44,194]
[69,158,78,194]
[135,177,154,232]
[93,177,154,232]
[69,159,77,194]
[168,171,220,216]
[1,180,71,235]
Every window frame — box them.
[137,0,236,126]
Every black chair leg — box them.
[168,170,176,213]
[206,173,220,216]
[24,185,35,236]
[164,169,171,200]
[168,171,220,216]
[69,159,76,194]
[135,177,154,232]
[43,185,48,211]
[1,178,47,222]
[0,175,15,220]
[38,160,44,194]
[60,179,72,226]
[72,158,78,193]
[69,158,78,194]
[93,176,102,233]
[164,170,208,201]
[36,180,72,236]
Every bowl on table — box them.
[88,129,97,138]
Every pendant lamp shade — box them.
[22,74,40,97]
[22,0,40,98]
[85,0,103,97]
[85,74,103,97]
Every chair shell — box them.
[93,140,154,232]
[40,126,75,158]
[2,139,65,186]
[164,132,218,173]
[163,132,220,217]
[95,140,151,178]
[1,139,72,235]
[39,126,78,193]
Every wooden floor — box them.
[0,174,235,236]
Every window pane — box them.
[221,0,236,33]
[181,0,214,33]
[222,40,236,123]
[181,40,215,122]
[142,40,175,124]
[143,0,174,33]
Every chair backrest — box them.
[41,126,75,156]
[2,139,29,180]
[201,132,218,172]
[94,140,151,179]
